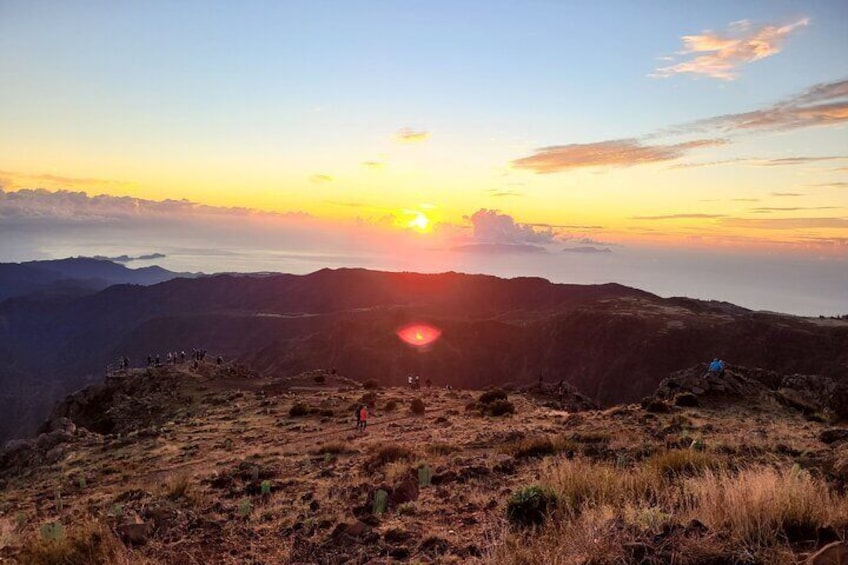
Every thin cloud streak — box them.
[512,138,726,173]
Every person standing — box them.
[358,404,368,432]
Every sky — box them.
[1,1,847,315]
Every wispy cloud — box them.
[652,18,809,80]
[757,156,848,166]
[512,138,726,173]
[395,127,430,143]
[561,246,612,254]
[719,217,848,229]
[771,192,801,197]
[749,206,841,213]
[0,170,137,191]
[631,213,725,220]
[361,161,384,170]
[690,79,848,131]
[806,182,848,188]
[309,174,334,184]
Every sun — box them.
[408,212,431,233]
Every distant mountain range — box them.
[0,257,194,301]
[1,261,846,442]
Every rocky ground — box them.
[1,363,848,564]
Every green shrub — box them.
[507,486,558,527]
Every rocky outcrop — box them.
[654,364,848,421]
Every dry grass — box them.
[684,465,848,546]
[366,443,415,468]
[17,519,143,565]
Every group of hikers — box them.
[116,348,225,372]
[406,374,433,389]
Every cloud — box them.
[757,156,848,166]
[465,208,557,245]
[0,170,137,191]
[631,213,725,220]
[749,206,841,213]
[771,192,801,197]
[92,253,166,262]
[561,246,612,254]
[512,138,727,173]
[719,217,848,229]
[451,243,547,254]
[0,188,312,223]
[653,18,809,80]
[732,198,760,202]
[395,127,430,143]
[361,161,384,170]
[691,79,848,131]
[806,182,848,188]
[309,174,334,184]
[486,188,523,198]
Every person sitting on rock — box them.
[708,358,725,378]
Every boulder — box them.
[389,478,419,507]
[117,521,152,546]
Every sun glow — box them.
[408,212,431,232]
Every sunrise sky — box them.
[1,1,846,314]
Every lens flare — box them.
[397,323,442,347]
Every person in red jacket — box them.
[358,404,368,432]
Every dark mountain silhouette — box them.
[1,267,846,442]
[0,257,193,301]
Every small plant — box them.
[385,400,398,412]
[367,444,415,468]
[289,403,310,417]
[54,491,63,513]
[418,464,432,487]
[109,503,124,519]
[78,477,86,489]
[224,438,233,450]
[372,489,388,515]
[260,480,271,496]
[16,512,27,530]
[251,466,260,481]
[410,397,426,414]
[323,453,333,464]
[239,498,252,518]
[40,522,64,541]
[507,486,557,527]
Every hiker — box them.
[217,355,224,365]
[180,351,186,363]
[414,375,420,389]
[358,404,368,432]
[147,354,152,367]
[408,375,413,388]
[155,354,160,366]
[354,404,362,429]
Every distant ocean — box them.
[15,239,843,317]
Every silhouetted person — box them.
[358,405,368,432]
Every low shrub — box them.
[313,374,326,384]
[289,403,310,417]
[410,398,426,415]
[384,400,398,412]
[646,449,717,479]
[507,486,558,527]
[486,399,515,417]
[479,389,508,405]
[363,379,380,390]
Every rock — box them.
[384,528,413,544]
[674,393,699,407]
[807,541,848,565]
[117,521,152,546]
[820,429,848,445]
[644,400,670,413]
